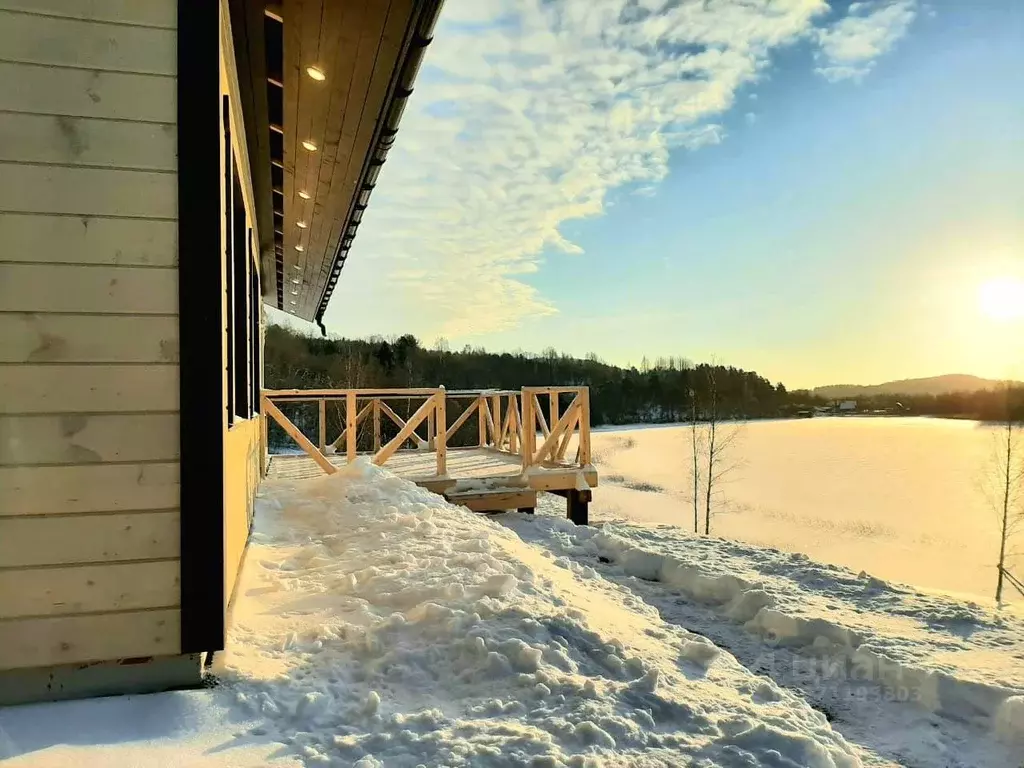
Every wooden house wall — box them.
[0,1,182,669]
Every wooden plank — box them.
[555,409,581,462]
[446,489,537,513]
[0,314,179,363]
[0,11,176,76]
[373,399,381,452]
[346,392,357,462]
[0,113,177,171]
[579,387,592,465]
[0,608,180,669]
[521,391,535,469]
[328,401,372,449]
[446,397,480,442]
[0,510,179,567]
[0,213,177,267]
[533,393,550,438]
[374,397,436,467]
[0,264,178,314]
[263,397,337,475]
[318,398,326,453]
[266,388,440,397]
[0,413,179,465]
[527,469,593,493]
[0,560,180,619]
[0,1,177,28]
[436,393,447,477]
[0,164,176,219]
[378,400,426,448]
[0,462,179,517]
[0,364,178,414]
[0,62,176,123]
[533,400,582,465]
[477,397,486,447]
[549,392,559,429]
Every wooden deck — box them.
[261,387,598,522]
[268,446,523,482]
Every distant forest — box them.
[264,326,1024,425]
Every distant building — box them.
[838,400,857,413]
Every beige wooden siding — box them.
[0,1,181,671]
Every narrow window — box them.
[232,160,249,420]
[223,95,235,423]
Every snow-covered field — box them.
[2,460,1021,767]
[591,417,1017,601]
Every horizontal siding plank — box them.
[0,364,179,414]
[0,560,180,619]
[0,608,180,669]
[0,62,175,122]
[0,10,175,75]
[0,214,177,267]
[0,510,179,567]
[0,413,179,465]
[0,1,176,29]
[0,462,179,517]
[0,164,176,218]
[0,314,179,363]
[0,113,176,171]
[0,264,178,314]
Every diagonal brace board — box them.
[263,396,337,475]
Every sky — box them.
[273,0,1024,389]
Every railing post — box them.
[427,404,436,450]
[373,398,381,452]
[521,389,534,470]
[477,396,486,447]
[435,389,447,477]
[491,394,501,449]
[346,391,357,462]
[579,386,591,465]
[549,392,558,431]
[318,398,326,453]
[508,395,518,454]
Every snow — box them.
[589,418,1019,601]
[2,458,1020,767]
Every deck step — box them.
[444,487,537,513]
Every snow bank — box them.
[586,528,1021,730]
[217,459,863,767]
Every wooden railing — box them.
[261,386,592,479]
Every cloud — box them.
[328,0,913,340]
[814,0,917,82]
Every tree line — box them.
[265,325,1024,424]
[264,326,792,426]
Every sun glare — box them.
[978,277,1024,321]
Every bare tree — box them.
[688,388,703,534]
[686,367,744,536]
[986,385,1024,604]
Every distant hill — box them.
[813,374,1019,399]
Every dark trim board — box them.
[177,0,226,654]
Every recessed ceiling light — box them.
[306,66,326,81]
[289,300,297,305]
[294,244,304,252]
[296,221,308,229]
[298,190,311,200]
[290,290,299,296]
[301,140,318,152]
[291,278,301,284]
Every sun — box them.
[978,277,1024,321]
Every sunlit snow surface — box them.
[1,459,1020,767]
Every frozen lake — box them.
[590,417,1017,602]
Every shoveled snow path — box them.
[498,497,1023,768]
[214,462,863,766]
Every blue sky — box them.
[284,0,1024,389]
